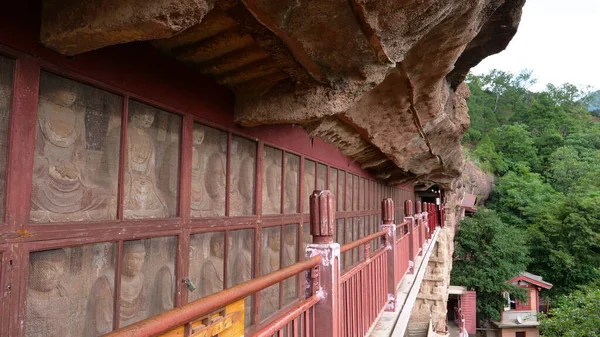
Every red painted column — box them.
[461,291,477,335]
[415,201,423,252]
[381,198,397,311]
[305,190,340,337]
[423,202,429,240]
[403,200,416,273]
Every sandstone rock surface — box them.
[39,0,525,186]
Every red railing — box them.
[105,192,437,337]
[339,230,390,337]
[395,222,411,286]
[105,255,323,337]
[253,295,320,337]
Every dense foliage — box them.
[539,286,600,337]
[451,209,529,321]
[452,69,600,324]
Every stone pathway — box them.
[448,320,460,337]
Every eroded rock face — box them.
[41,0,216,55]
[39,0,524,186]
[232,0,524,186]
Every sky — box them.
[472,0,600,91]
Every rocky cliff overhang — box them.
[40,0,525,187]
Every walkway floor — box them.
[448,321,460,337]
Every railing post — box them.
[416,201,423,252]
[404,200,415,273]
[305,190,340,337]
[422,202,429,239]
[381,198,397,311]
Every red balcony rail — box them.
[395,221,411,285]
[340,242,388,337]
[105,191,434,337]
[105,255,323,337]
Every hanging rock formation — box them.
[39,0,526,188]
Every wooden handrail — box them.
[340,228,388,253]
[106,255,323,337]
[253,295,321,337]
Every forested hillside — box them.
[451,70,600,327]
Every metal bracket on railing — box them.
[310,265,320,293]
[183,277,196,292]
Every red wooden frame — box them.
[0,4,416,336]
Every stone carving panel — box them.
[346,173,353,211]
[83,237,176,334]
[123,100,180,219]
[361,178,366,211]
[262,146,282,215]
[329,168,338,210]
[302,160,315,213]
[31,72,122,223]
[301,222,311,260]
[337,170,345,211]
[317,163,327,191]
[0,56,13,221]
[344,218,354,269]
[189,232,224,301]
[228,229,254,328]
[26,243,116,336]
[190,124,227,217]
[230,136,256,216]
[353,175,359,211]
[284,153,299,214]
[282,224,298,304]
[260,226,280,320]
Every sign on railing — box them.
[160,299,244,337]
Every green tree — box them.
[527,192,600,296]
[540,287,600,337]
[491,124,539,172]
[451,209,530,322]
[488,169,561,228]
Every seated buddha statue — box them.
[26,249,70,337]
[122,106,168,219]
[30,86,108,222]
[84,241,147,336]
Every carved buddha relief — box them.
[260,227,280,319]
[157,114,182,216]
[151,242,176,316]
[337,171,345,211]
[121,102,172,219]
[302,223,312,258]
[189,126,206,216]
[26,249,70,337]
[188,233,209,302]
[262,146,282,215]
[0,56,13,221]
[284,154,299,214]
[329,168,338,210]
[231,137,256,216]
[190,124,227,217]
[30,73,120,222]
[200,232,225,297]
[317,163,327,191]
[282,224,298,303]
[229,229,254,327]
[85,241,147,336]
[347,174,354,211]
[203,152,227,216]
[303,160,316,213]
